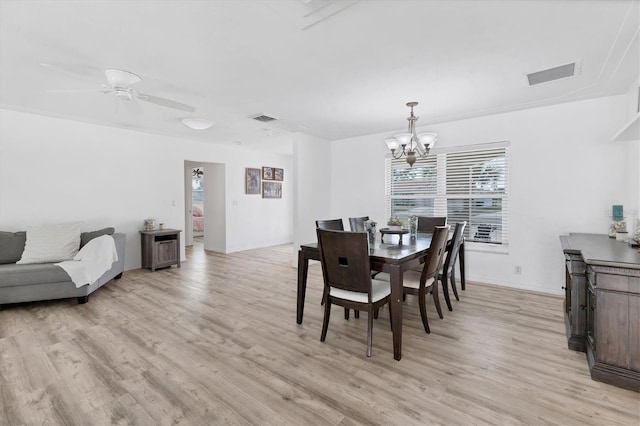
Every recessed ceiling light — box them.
[182,117,214,130]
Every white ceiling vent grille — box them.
[253,114,277,123]
[527,62,576,86]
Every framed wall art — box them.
[274,168,284,181]
[262,166,274,180]
[245,168,261,194]
[262,181,282,199]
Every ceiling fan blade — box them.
[47,88,112,94]
[39,62,104,84]
[137,93,195,112]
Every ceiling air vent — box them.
[527,62,576,86]
[253,114,277,123]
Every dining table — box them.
[296,233,466,361]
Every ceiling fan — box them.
[48,68,196,113]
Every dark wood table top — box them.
[301,234,433,264]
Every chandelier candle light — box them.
[385,102,437,167]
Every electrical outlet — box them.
[515,266,522,274]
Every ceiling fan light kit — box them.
[182,117,214,130]
[385,102,437,167]
[105,69,141,87]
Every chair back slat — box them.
[316,219,344,231]
[444,222,467,272]
[417,216,447,234]
[316,229,372,295]
[348,216,369,232]
[420,225,450,286]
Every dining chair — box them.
[316,218,354,319]
[316,228,392,357]
[416,216,447,234]
[408,216,447,307]
[439,221,467,311]
[315,219,344,231]
[348,216,369,232]
[401,225,450,333]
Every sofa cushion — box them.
[0,231,26,264]
[17,222,82,264]
[80,227,115,248]
[0,263,71,288]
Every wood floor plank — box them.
[1,241,638,425]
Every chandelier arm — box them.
[391,149,405,159]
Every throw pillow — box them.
[0,231,27,264]
[17,222,82,264]
[80,227,115,248]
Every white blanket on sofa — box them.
[56,235,119,288]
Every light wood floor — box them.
[1,242,638,425]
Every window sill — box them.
[465,241,509,255]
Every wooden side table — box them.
[140,229,181,272]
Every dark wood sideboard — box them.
[560,233,639,392]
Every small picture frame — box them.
[274,168,284,181]
[262,166,274,180]
[245,168,261,194]
[262,181,282,199]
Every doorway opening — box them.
[184,161,226,255]
[191,166,205,247]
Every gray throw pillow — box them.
[80,227,115,248]
[0,231,27,264]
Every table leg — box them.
[389,264,403,361]
[297,249,309,324]
[459,238,466,291]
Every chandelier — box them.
[385,102,437,167]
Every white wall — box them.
[0,109,293,270]
[330,95,632,294]
[292,132,332,262]
[203,162,226,252]
[620,77,640,229]
[330,132,389,227]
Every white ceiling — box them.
[1,0,638,155]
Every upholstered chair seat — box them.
[330,278,390,303]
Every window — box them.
[386,142,509,245]
[192,174,204,203]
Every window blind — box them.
[386,142,509,245]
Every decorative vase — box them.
[409,216,418,237]
[609,220,626,238]
[144,218,156,231]
[367,229,376,245]
[365,220,377,245]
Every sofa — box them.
[0,226,126,306]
